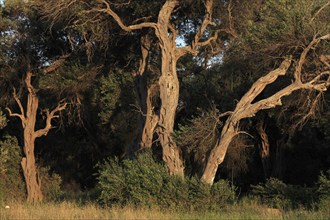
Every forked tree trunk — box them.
[98,0,222,177]
[202,33,329,184]
[7,71,66,203]
[21,72,43,203]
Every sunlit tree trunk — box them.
[7,71,66,203]
[96,0,233,176]
[202,33,330,185]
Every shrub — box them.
[211,179,237,206]
[251,178,317,210]
[0,135,25,203]
[97,158,126,205]
[97,150,236,211]
[317,169,330,212]
[38,166,63,202]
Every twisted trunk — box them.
[7,71,66,202]
[21,72,43,203]
[157,54,184,176]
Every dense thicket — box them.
[0,0,329,209]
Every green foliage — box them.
[251,178,317,210]
[317,169,330,211]
[0,135,25,203]
[175,107,221,156]
[245,0,329,50]
[93,70,137,150]
[97,158,126,205]
[97,71,135,124]
[39,166,63,202]
[318,169,330,197]
[97,150,236,211]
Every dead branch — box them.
[34,101,67,138]
[94,0,157,31]
[6,88,26,127]
[320,55,330,68]
[235,58,292,112]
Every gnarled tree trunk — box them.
[21,74,43,202]
[96,0,234,176]
[202,33,330,185]
[132,35,159,152]
[157,53,183,175]
[201,120,238,184]
[7,70,66,203]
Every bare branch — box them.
[294,34,330,82]
[12,88,26,119]
[227,0,237,37]
[94,0,157,31]
[6,87,26,127]
[310,1,330,23]
[5,107,26,128]
[320,55,330,68]
[34,101,67,138]
[235,58,292,112]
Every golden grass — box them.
[0,200,328,220]
[0,202,176,220]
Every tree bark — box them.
[6,71,66,203]
[132,35,159,152]
[140,84,159,148]
[201,120,238,184]
[21,71,43,203]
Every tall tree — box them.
[6,70,66,202]
[41,0,234,176]
[201,0,330,184]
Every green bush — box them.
[317,169,330,212]
[251,178,317,210]
[97,150,236,211]
[0,135,25,203]
[38,166,63,202]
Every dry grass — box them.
[0,200,329,220]
[0,202,175,220]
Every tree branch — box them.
[310,1,330,23]
[94,0,157,31]
[6,88,26,128]
[235,58,292,112]
[294,34,330,82]
[34,101,67,138]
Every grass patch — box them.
[0,200,329,220]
